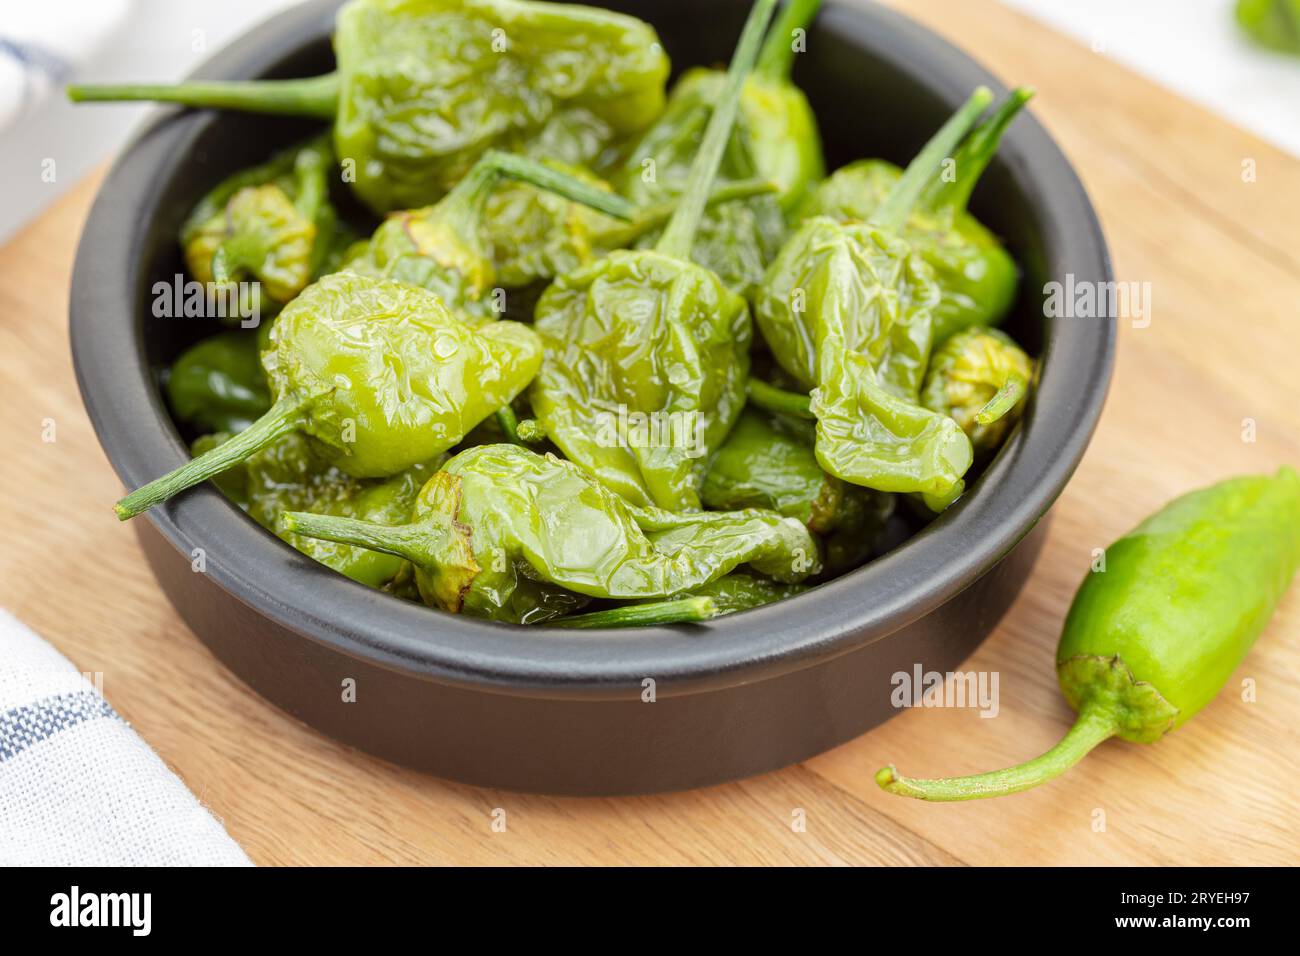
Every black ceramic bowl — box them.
[70,0,1113,794]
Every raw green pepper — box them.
[606,0,823,294]
[195,431,442,588]
[754,89,997,510]
[920,326,1034,461]
[1236,0,1300,54]
[344,150,634,318]
[878,467,1300,801]
[279,443,821,624]
[166,331,272,434]
[181,133,335,311]
[530,0,779,511]
[69,0,670,213]
[800,88,1033,342]
[115,272,542,519]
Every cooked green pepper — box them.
[279,443,820,624]
[754,89,996,510]
[801,88,1032,342]
[878,467,1300,800]
[195,431,441,588]
[530,0,779,511]
[606,0,823,294]
[181,133,335,312]
[166,331,272,434]
[69,0,670,213]
[920,326,1033,461]
[1236,0,1300,54]
[116,272,542,519]
[344,150,634,318]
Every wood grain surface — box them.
[2,0,1297,865]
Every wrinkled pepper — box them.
[607,0,823,294]
[69,0,670,213]
[920,326,1034,462]
[195,431,442,588]
[530,0,779,511]
[166,331,272,434]
[801,88,1033,342]
[116,272,542,518]
[344,150,634,318]
[181,133,335,312]
[878,467,1300,800]
[279,443,821,624]
[754,89,998,510]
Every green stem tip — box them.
[755,0,823,81]
[67,73,340,120]
[974,372,1028,425]
[552,596,719,629]
[875,703,1117,801]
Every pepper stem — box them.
[746,378,815,419]
[871,86,994,232]
[67,73,340,119]
[656,0,781,259]
[974,372,1028,426]
[496,406,523,445]
[292,141,330,222]
[115,396,305,519]
[921,86,1035,216]
[552,596,719,629]
[875,702,1117,801]
[755,0,822,81]
[278,511,429,564]
[596,178,778,248]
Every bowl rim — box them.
[70,0,1114,701]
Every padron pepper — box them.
[181,133,335,312]
[69,0,670,213]
[166,331,272,434]
[754,89,998,510]
[115,271,542,519]
[801,88,1033,343]
[530,0,780,511]
[920,326,1034,462]
[344,150,635,318]
[1236,0,1300,54]
[194,431,441,589]
[279,443,821,625]
[878,468,1300,800]
[607,0,823,295]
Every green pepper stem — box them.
[115,396,305,519]
[515,419,547,443]
[551,596,719,629]
[922,86,1035,216]
[278,511,428,564]
[747,378,815,419]
[656,0,780,259]
[755,0,822,81]
[871,86,994,232]
[67,73,340,119]
[496,406,522,445]
[875,702,1117,801]
[292,143,330,222]
[974,372,1028,426]
[596,178,778,248]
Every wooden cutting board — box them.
[2,0,1297,865]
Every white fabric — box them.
[0,608,252,866]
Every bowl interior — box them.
[75,0,1112,696]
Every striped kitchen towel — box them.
[0,608,251,866]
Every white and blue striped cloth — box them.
[0,609,250,866]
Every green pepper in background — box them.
[878,467,1300,801]
[754,89,998,511]
[194,432,443,588]
[344,150,634,318]
[279,443,821,625]
[607,0,824,294]
[69,0,670,213]
[920,326,1034,461]
[1236,0,1300,54]
[801,88,1033,343]
[181,133,336,312]
[115,272,543,519]
[166,331,272,434]
[530,0,779,512]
